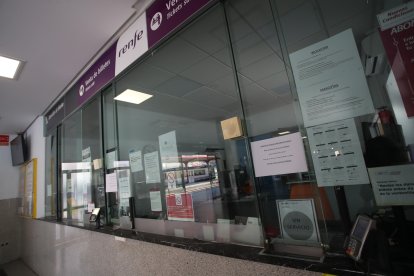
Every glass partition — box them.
[111,3,262,245]
[45,129,58,218]
[60,97,104,224]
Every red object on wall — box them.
[379,21,414,117]
[0,135,9,146]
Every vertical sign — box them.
[378,2,414,117]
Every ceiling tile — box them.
[183,86,237,108]
[179,57,232,85]
[155,76,202,97]
[241,82,277,107]
[116,64,175,92]
[280,2,322,46]
[149,37,209,73]
[239,53,285,82]
[257,71,289,92]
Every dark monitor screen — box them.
[352,216,370,241]
[10,135,27,166]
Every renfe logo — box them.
[115,13,149,76]
[151,12,162,30]
[118,30,144,58]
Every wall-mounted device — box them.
[346,215,375,261]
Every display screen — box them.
[10,135,27,166]
[352,216,370,241]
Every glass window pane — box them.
[113,4,262,246]
[60,97,104,224]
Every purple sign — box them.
[146,0,213,48]
[76,43,116,105]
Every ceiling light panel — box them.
[0,55,23,79]
[114,89,153,104]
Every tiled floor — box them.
[1,260,37,276]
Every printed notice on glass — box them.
[159,131,179,163]
[144,151,161,184]
[118,169,131,208]
[368,164,414,206]
[276,199,320,242]
[129,149,143,173]
[289,29,374,127]
[307,118,369,187]
[105,172,118,193]
[150,191,162,212]
[250,132,308,177]
[82,147,91,163]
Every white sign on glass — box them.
[105,172,118,193]
[159,131,179,163]
[289,29,375,127]
[82,147,91,163]
[276,199,320,242]
[144,151,161,184]
[250,132,308,177]
[306,118,370,187]
[368,164,414,206]
[129,149,143,173]
[150,190,162,212]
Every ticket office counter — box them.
[43,0,414,274]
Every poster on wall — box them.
[377,2,414,117]
[276,199,320,243]
[306,118,370,187]
[368,164,414,206]
[289,29,375,127]
[144,151,161,184]
[250,132,308,177]
[166,193,195,222]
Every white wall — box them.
[0,134,20,200]
[25,116,46,218]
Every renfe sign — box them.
[46,0,215,131]
[75,0,214,107]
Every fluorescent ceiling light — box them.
[114,89,153,104]
[278,131,290,135]
[0,55,22,79]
